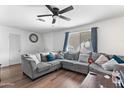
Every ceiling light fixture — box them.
[53,15,58,19]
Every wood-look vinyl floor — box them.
[0,64,86,88]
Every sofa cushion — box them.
[102,59,118,71]
[74,62,89,74]
[61,59,77,71]
[75,62,89,67]
[61,59,78,64]
[47,60,61,66]
[37,62,51,72]
[64,52,79,60]
[95,54,109,64]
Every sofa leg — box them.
[22,72,25,75]
[22,72,36,81]
[31,78,36,81]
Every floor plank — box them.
[0,64,86,88]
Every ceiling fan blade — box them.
[46,5,54,14]
[37,18,45,22]
[59,6,73,14]
[37,14,52,17]
[59,15,71,21]
[52,18,56,24]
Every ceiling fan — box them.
[37,5,74,24]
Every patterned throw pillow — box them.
[95,54,109,65]
[56,51,64,59]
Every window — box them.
[67,31,92,53]
[68,32,80,53]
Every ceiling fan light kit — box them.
[37,5,74,24]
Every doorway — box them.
[8,33,21,83]
[0,33,21,86]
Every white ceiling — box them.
[0,5,124,33]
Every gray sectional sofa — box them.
[21,52,113,80]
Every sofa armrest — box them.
[114,64,124,71]
[89,63,112,76]
[25,58,37,71]
[21,56,37,74]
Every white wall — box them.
[42,32,54,51]
[90,16,124,55]
[0,25,44,67]
[43,31,65,51]
[43,16,124,56]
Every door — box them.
[1,33,21,83]
[9,33,21,65]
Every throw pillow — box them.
[112,55,124,64]
[100,53,110,60]
[78,53,90,63]
[35,53,42,62]
[29,54,40,64]
[64,52,79,60]
[50,52,57,59]
[47,53,55,61]
[56,51,64,59]
[95,54,109,64]
[40,52,49,62]
[102,59,118,71]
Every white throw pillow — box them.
[29,54,40,64]
[102,59,118,71]
[95,54,109,64]
[35,53,41,62]
[78,53,89,63]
